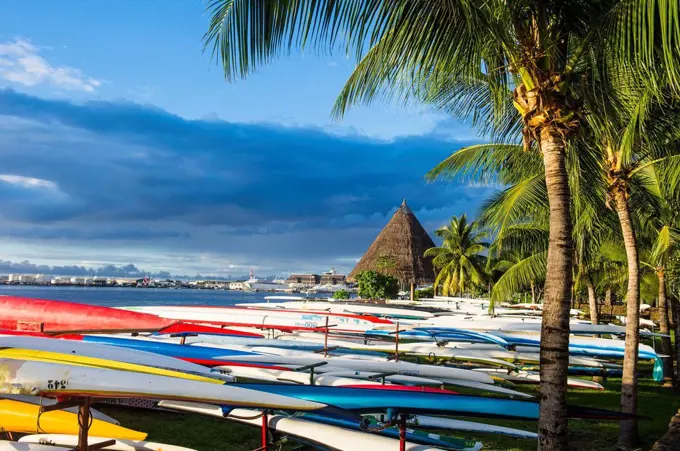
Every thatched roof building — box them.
[348,199,436,286]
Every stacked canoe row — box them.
[0,295,657,450]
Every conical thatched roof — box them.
[348,199,435,284]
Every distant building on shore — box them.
[285,268,347,290]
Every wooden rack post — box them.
[41,398,116,451]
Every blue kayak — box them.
[489,333,658,360]
[82,335,256,364]
[230,384,634,421]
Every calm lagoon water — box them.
[0,285,272,307]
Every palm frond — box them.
[491,251,548,303]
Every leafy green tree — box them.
[204,2,680,448]
[332,289,350,300]
[424,215,488,297]
[355,270,399,300]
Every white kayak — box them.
[0,335,231,382]
[121,306,390,333]
[220,365,386,387]
[276,335,517,368]
[19,435,195,451]
[157,401,447,451]
[198,344,494,384]
[473,369,605,390]
[0,442,69,451]
[239,301,436,320]
[0,358,326,411]
[404,416,537,439]
[318,371,445,386]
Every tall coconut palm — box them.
[204,2,680,448]
[585,80,680,444]
[666,252,680,382]
[424,215,488,296]
[635,164,680,387]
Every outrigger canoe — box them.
[0,297,176,333]
[0,399,145,439]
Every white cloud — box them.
[0,174,58,190]
[0,38,101,92]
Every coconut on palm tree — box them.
[424,215,488,297]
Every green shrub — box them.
[414,287,434,300]
[356,270,400,300]
[332,289,350,299]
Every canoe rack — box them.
[39,397,115,451]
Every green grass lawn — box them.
[95,379,679,451]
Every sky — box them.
[0,0,490,278]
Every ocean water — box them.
[0,285,272,307]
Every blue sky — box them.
[0,1,487,277]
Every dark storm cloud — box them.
[0,89,490,272]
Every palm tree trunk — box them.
[651,409,680,450]
[671,295,680,385]
[605,288,613,306]
[657,269,675,387]
[537,127,573,451]
[614,189,641,449]
[586,279,599,325]
[531,280,537,304]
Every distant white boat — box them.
[242,269,286,292]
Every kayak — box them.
[0,335,232,381]
[121,305,393,333]
[201,347,495,384]
[0,395,119,424]
[300,413,482,451]
[0,358,327,412]
[0,399,145,439]
[79,335,256,366]
[272,335,517,368]
[0,348,224,384]
[158,402,445,451]
[473,369,605,390]
[403,415,538,439]
[19,435,196,451]
[0,442,70,451]
[158,323,263,338]
[0,297,176,333]
[239,301,436,320]
[318,371,445,386]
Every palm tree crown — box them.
[425,215,488,297]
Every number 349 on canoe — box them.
[46,379,68,389]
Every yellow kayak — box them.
[0,348,221,384]
[0,399,146,439]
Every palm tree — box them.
[424,215,488,297]
[204,3,680,448]
[635,164,680,387]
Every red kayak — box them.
[159,322,263,338]
[0,296,177,333]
